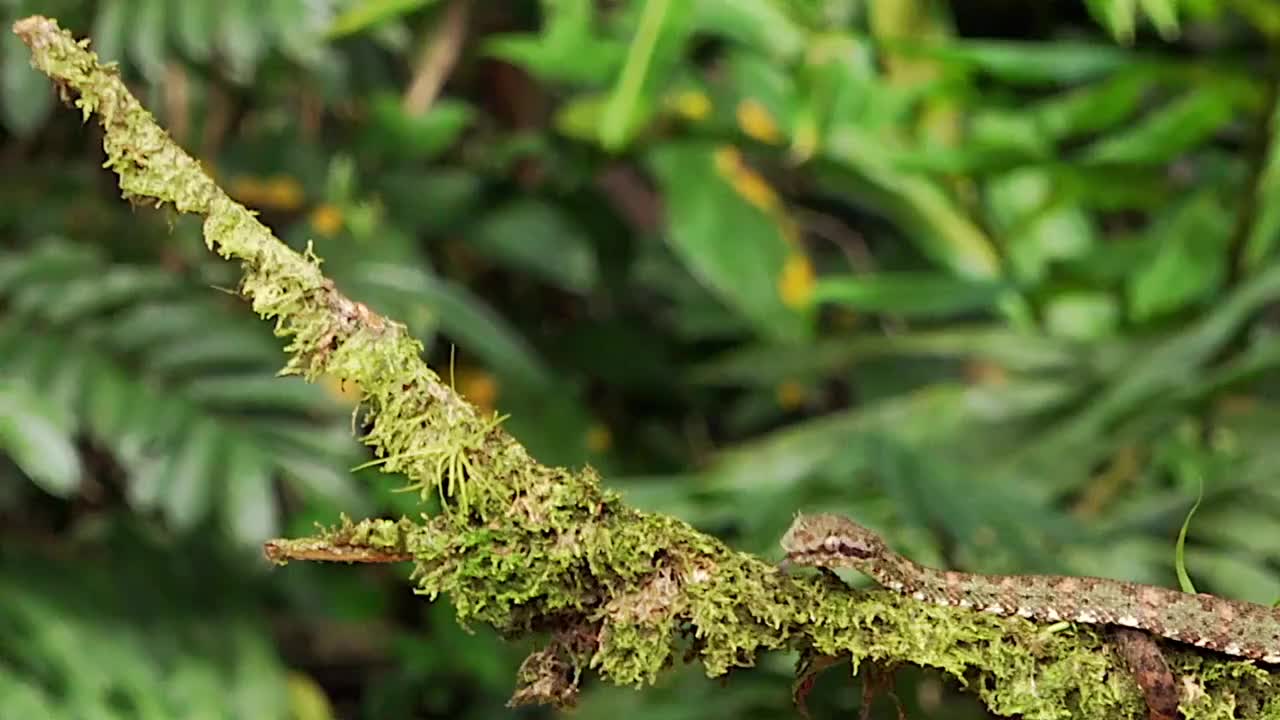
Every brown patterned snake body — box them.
[781,513,1280,663]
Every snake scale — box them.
[780,513,1280,663]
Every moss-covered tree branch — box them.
[13,15,1279,718]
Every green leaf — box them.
[690,326,1081,387]
[222,439,277,547]
[1086,0,1185,41]
[1086,0,1139,41]
[129,0,168,81]
[256,421,359,465]
[999,260,1280,492]
[170,0,217,60]
[1044,291,1119,340]
[328,0,439,38]
[143,329,283,374]
[107,300,229,352]
[357,263,554,389]
[1049,165,1173,213]
[0,380,80,497]
[483,0,625,85]
[822,127,1005,284]
[90,0,132,64]
[1244,96,1280,268]
[689,0,806,60]
[812,272,1007,317]
[963,109,1053,163]
[1174,477,1203,593]
[792,34,877,160]
[81,359,132,443]
[367,94,474,160]
[1029,68,1151,140]
[722,48,795,143]
[1082,87,1241,166]
[183,375,336,414]
[43,267,182,325]
[706,382,1069,497]
[119,394,193,510]
[4,335,65,390]
[557,92,646,143]
[267,0,330,67]
[1128,192,1230,321]
[1231,0,1280,36]
[163,420,221,530]
[904,39,1133,85]
[1139,0,1183,38]
[218,0,267,82]
[225,625,292,719]
[647,142,811,342]
[0,674,57,718]
[601,0,694,150]
[276,453,364,511]
[986,169,1097,283]
[377,168,484,235]
[44,348,92,421]
[467,199,598,293]
[1,525,291,718]
[0,241,100,292]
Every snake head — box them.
[780,512,887,566]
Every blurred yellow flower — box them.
[776,380,808,411]
[309,204,344,237]
[713,147,780,214]
[778,251,815,308]
[736,99,782,144]
[669,90,711,121]
[457,369,499,412]
[586,424,612,453]
[228,176,265,203]
[228,174,306,211]
[733,170,780,214]
[263,174,305,211]
[713,146,742,174]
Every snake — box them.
[780,512,1280,663]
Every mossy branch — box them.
[13,15,1280,718]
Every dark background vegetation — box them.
[4,0,1280,717]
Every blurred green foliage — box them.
[4,0,1280,717]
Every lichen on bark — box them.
[13,14,1280,717]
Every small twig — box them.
[263,538,413,565]
[402,0,470,116]
[794,207,876,274]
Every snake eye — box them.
[837,538,874,558]
[823,536,842,551]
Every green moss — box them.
[325,515,416,552]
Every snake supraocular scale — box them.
[780,513,1280,663]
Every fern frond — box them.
[0,520,291,720]
[0,240,366,546]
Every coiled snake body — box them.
[780,513,1280,663]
